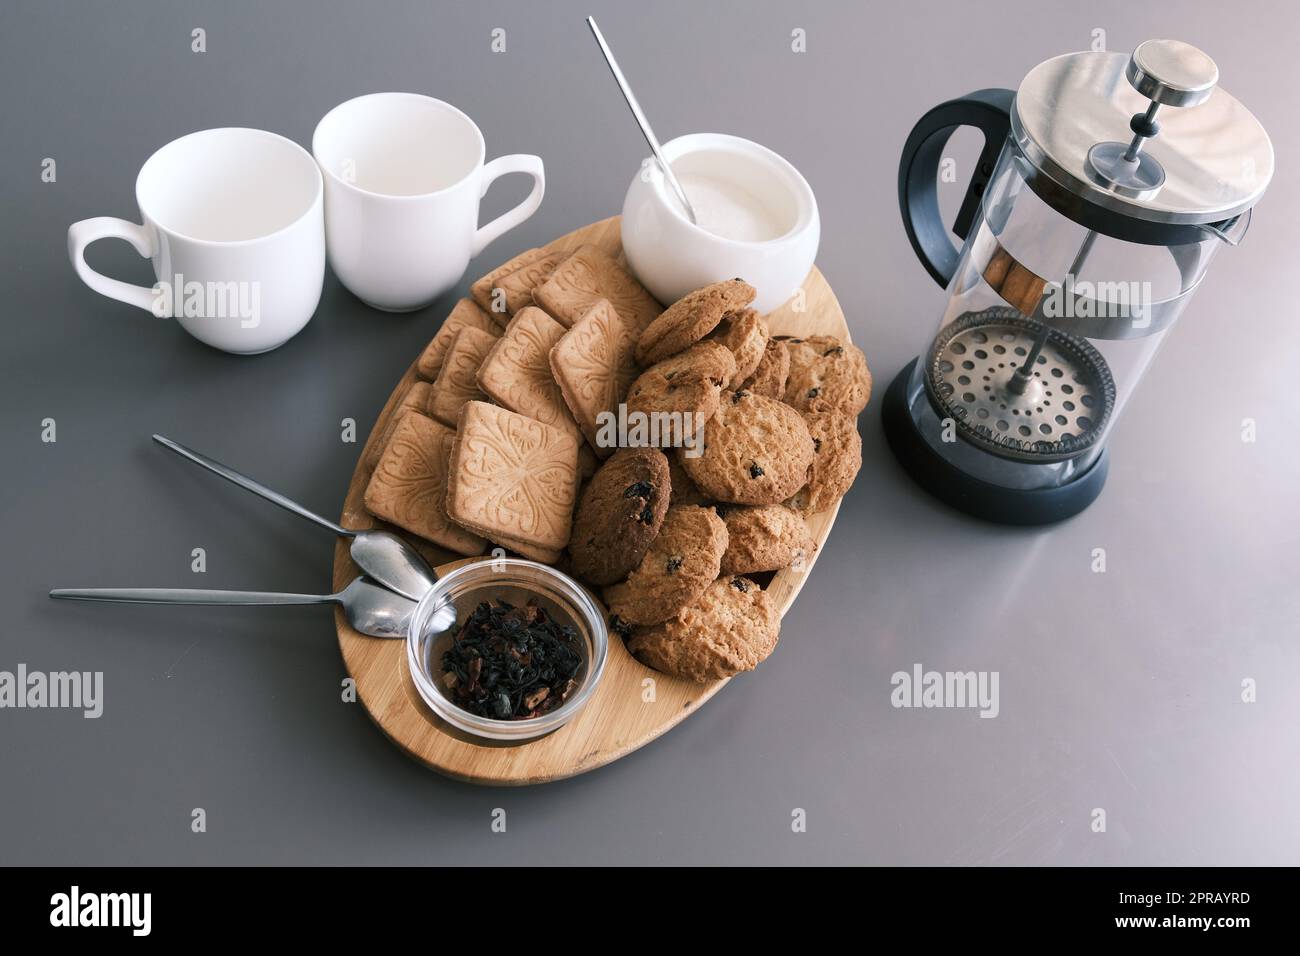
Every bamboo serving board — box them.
[333,216,850,785]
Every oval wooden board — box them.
[334,216,849,785]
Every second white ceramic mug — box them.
[312,93,545,312]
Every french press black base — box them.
[882,358,1109,524]
[885,40,1271,526]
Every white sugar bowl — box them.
[621,133,819,314]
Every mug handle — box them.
[471,155,545,259]
[67,217,157,311]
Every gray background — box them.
[2,0,1298,865]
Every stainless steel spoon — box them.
[152,434,437,601]
[50,577,416,639]
[587,16,699,224]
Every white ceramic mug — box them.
[312,93,545,312]
[621,133,820,314]
[68,128,325,354]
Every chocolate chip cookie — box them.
[626,575,780,682]
[624,341,737,442]
[603,505,727,626]
[667,451,710,507]
[779,335,872,415]
[788,410,863,514]
[569,448,671,586]
[740,338,791,399]
[720,505,817,575]
[635,278,755,366]
[680,390,815,504]
[706,307,768,388]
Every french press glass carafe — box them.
[884,39,1273,524]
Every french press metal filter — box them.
[885,39,1273,523]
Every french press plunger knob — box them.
[1086,39,1219,199]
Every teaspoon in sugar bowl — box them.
[587,16,699,225]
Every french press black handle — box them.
[898,88,1014,287]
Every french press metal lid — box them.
[884,39,1274,525]
[1014,39,1272,241]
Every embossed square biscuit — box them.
[532,244,662,333]
[471,247,547,313]
[365,381,433,469]
[446,401,580,551]
[473,247,543,303]
[363,411,486,556]
[476,306,580,438]
[428,326,497,427]
[490,250,565,320]
[549,299,639,458]
[472,248,564,325]
[486,532,563,565]
[415,299,500,381]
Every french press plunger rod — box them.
[1009,41,1221,402]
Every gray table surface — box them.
[2,0,1298,866]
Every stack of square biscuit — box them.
[362,243,660,564]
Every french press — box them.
[884,39,1273,523]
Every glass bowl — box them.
[406,558,608,741]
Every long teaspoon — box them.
[49,577,416,640]
[152,434,437,601]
